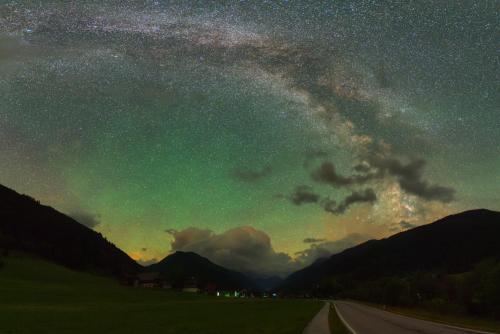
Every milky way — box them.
[1,1,498,276]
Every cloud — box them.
[70,211,101,229]
[311,162,357,187]
[303,238,326,243]
[303,148,329,167]
[231,166,272,183]
[286,184,377,215]
[166,226,372,276]
[353,162,373,174]
[322,188,377,215]
[368,156,455,203]
[166,226,294,277]
[321,198,338,213]
[311,162,376,187]
[166,227,214,250]
[295,233,370,266]
[399,220,417,230]
[290,185,320,205]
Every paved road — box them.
[333,301,495,334]
[303,302,330,334]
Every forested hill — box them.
[0,184,140,276]
[280,209,500,317]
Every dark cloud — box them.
[166,226,294,277]
[70,211,101,229]
[353,163,373,174]
[231,166,272,183]
[311,162,376,187]
[321,198,337,213]
[368,156,456,203]
[284,165,378,215]
[400,220,417,230]
[322,188,377,215]
[400,179,455,203]
[290,185,320,205]
[295,233,369,266]
[303,148,329,167]
[312,162,356,187]
[303,238,326,244]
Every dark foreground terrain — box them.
[0,253,320,334]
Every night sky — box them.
[1,1,498,277]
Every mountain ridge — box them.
[147,250,259,290]
[0,183,140,276]
[0,184,265,289]
[280,208,500,292]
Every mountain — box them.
[281,209,500,293]
[147,251,258,290]
[0,184,140,276]
[252,276,284,291]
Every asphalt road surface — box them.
[333,301,495,334]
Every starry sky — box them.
[1,1,499,277]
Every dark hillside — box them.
[280,210,500,317]
[148,251,258,290]
[0,184,140,276]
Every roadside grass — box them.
[328,303,350,334]
[350,300,500,334]
[0,253,321,334]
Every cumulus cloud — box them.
[70,211,101,229]
[166,227,214,250]
[166,226,294,277]
[322,188,377,215]
[165,226,372,276]
[231,165,272,183]
[290,185,320,205]
[295,233,370,266]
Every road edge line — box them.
[333,301,358,334]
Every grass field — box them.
[0,254,321,334]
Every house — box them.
[134,272,171,288]
[182,276,200,293]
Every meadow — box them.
[0,254,321,334]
